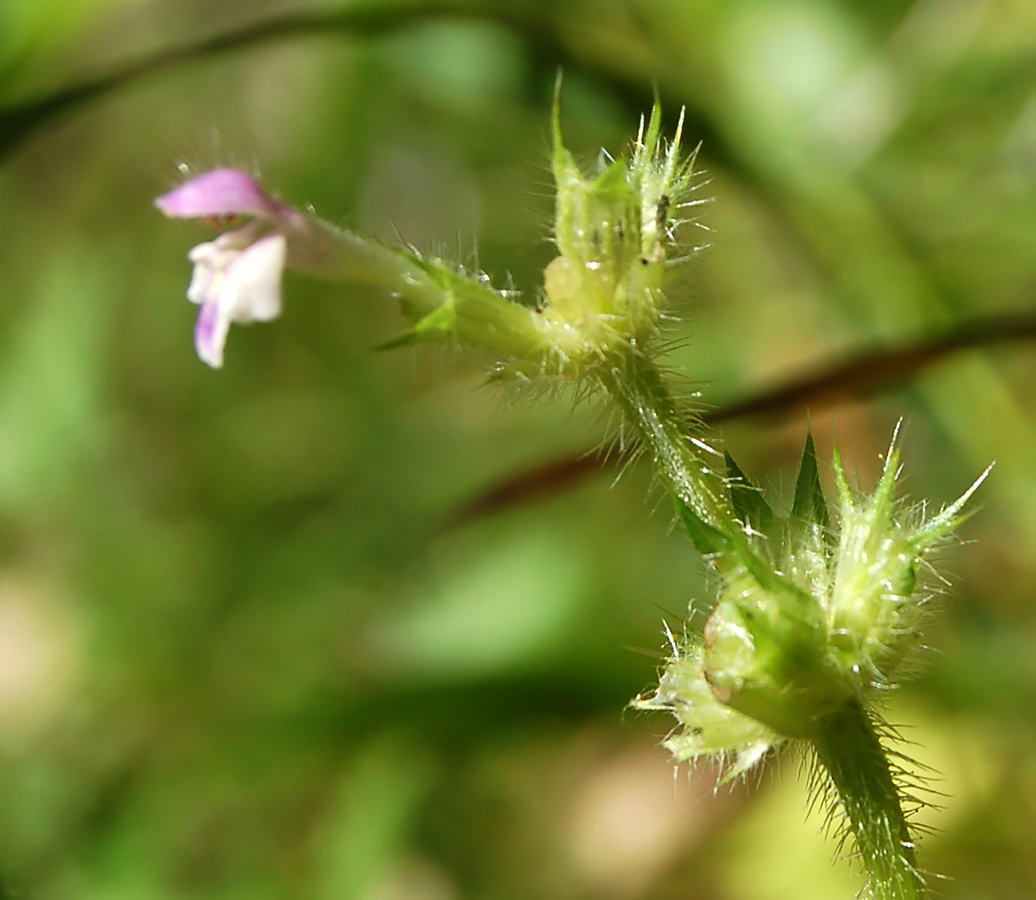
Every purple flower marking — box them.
[156,169,294,368]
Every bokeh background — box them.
[2,0,1036,897]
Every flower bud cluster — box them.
[635,429,989,776]
[386,90,702,380]
[534,95,700,373]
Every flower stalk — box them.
[812,701,924,900]
[156,168,467,366]
[594,349,735,535]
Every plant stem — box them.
[595,350,737,533]
[812,700,924,900]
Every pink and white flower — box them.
[157,167,445,367]
[157,169,311,368]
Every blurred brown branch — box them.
[0,1,720,164]
[705,309,1036,423]
[450,309,1036,523]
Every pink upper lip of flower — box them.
[158,166,391,368]
[158,168,295,369]
[155,168,286,221]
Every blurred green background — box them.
[2,0,1036,898]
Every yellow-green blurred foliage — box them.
[2,1,1036,898]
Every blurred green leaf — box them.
[314,732,435,900]
[0,246,111,514]
[363,524,590,680]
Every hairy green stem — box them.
[812,701,923,900]
[596,350,737,533]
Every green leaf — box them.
[374,300,457,350]
[725,451,775,537]
[672,497,731,559]
[792,430,829,531]
[673,495,807,611]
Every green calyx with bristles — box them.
[632,634,780,784]
[827,428,991,691]
[382,80,702,381]
[545,81,698,352]
[633,423,987,899]
[642,426,991,763]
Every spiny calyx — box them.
[385,88,703,380]
[540,88,700,361]
[637,428,990,771]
